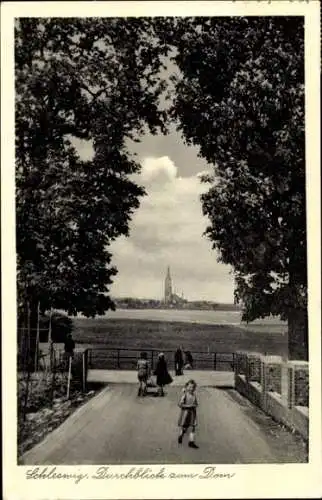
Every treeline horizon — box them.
[112,297,241,311]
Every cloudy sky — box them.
[75,123,234,303]
[73,47,235,304]
[71,42,235,302]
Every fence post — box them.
[23,365,31,422]
[82,351,86,392]
[151,350,154,370]
[48,308,53,371]
[66,355,72,399]
[27,301,31,353]
[34,301,40,372]
[85,349,89,385]
[213,353,217,370]
[117,349,120,369]
[50,349,56,405]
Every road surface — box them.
[21,384,307,465]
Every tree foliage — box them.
[167,17,307,358]
[38,312,73,343]
[16,18,170,318]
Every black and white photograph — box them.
[2,1,321,499]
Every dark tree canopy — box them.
[16,18,170,318]
[166,17,307,359]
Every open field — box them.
[72,310,288,365]
[77,308,287,332]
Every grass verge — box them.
[18,374,103,460]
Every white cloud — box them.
[110,156,234,302]
[140,156,177,184]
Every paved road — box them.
[22,384,307,465]
[87,369,234,387]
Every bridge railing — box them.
[87,347,235,372]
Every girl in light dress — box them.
[177,379,199,448]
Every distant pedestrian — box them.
[154,352,173,396]
[178,379,199,448]
[174,347,184,376]
[137,352,150,397]
[184,350,193,370]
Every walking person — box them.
[137,352,150,397]
[177,379,199,448]
[184,350,194,370]
[154,352,172,396]
[174,347,184,376]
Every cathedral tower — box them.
[164,266,172,304]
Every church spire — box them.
[164,266,172,304]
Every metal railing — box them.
[87,347,236,372]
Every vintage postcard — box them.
[1,1,321,499]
